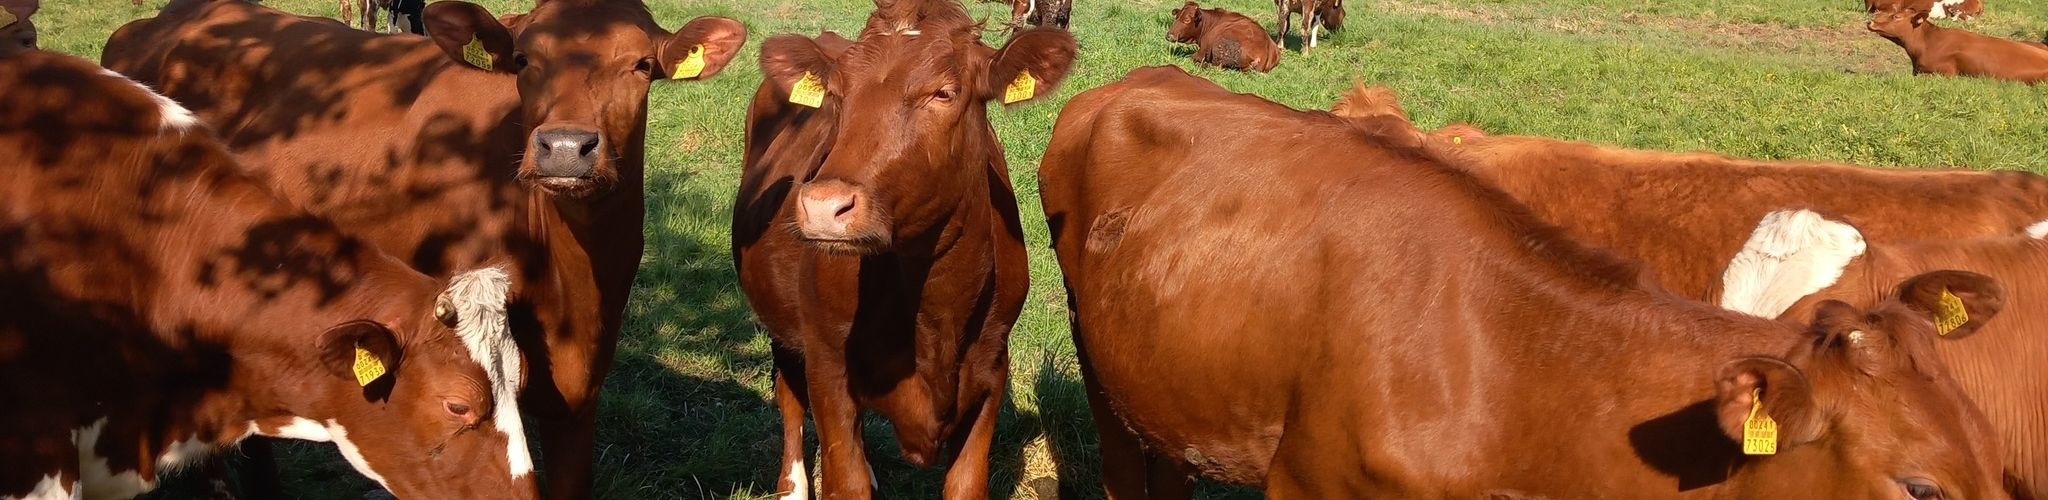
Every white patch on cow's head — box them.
[442,266,531,478]
[73,418,150,499]
[2025,219,2048,239]
[778,454,809,500]
[94,68,198,132]
[2,474,75,500]
[1718,210,1867,318]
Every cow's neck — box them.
[1886,26,1936,61]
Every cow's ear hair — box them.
[1714,356,1824,450]
[423,1,516,73]
[1909,8,1929,26]
[1893,270,2003,339]
[495,12,530,35]
[318,321,402,393]
[981,27,1077,106]
[758,34,834,102]
[658,16,746,81]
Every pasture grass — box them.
[34,0,2048,497]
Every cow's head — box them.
[1167,2,1204,43]
[268,267,537,499]
[0,0,37,54]
[1868,7,1927,38]
[759,8,1075,255]
[1715,294,2005,499]
[1317,0,1345,31]
[422,0,745,199]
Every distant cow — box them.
[733,0,1075,497]
[0,50,533,500]
[1168,2,1281,72]
[1040,65,2006,498]
[1010,0,1071,30]
[1870,7,2048,83]
[1274,0,1342,50]
[0,0,34,53]
[101,1,745,496]
[1868,0,1982,20]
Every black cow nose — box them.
[531,127,600,177]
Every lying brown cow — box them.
[0,50,532,500]
[1333,85,2048,498]
[100,0,744,496]
[734,0,1074,497]
[1273,0,1341,50]
[1041,64,2007,498]
[1168,2,1281,72]
[1723,210,2048,497]
[0,0,33,54]
[1870,7,2048,83]
[1869,0,1982,20]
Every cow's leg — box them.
[940,383,1004,498]
[773,349,813,500]
[528,331,611,500]
[1076,339,1151,500]
[1274,1,1290,42]
[805,348,871,499]
[1305,10,1319,49]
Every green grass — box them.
[34,0,2048,497]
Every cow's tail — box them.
[1210,38,1245,69]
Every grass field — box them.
[32,0,2048,497]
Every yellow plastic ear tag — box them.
[352,345,388,387]
[1742,388,1778,455]
[462,37,493,69]
[0,10,16,29]
[673,44,707,79]
[1934,288,1968,336]
[788,71,824,108]
[1003,70,1038,104]
[1451,136,1464,145]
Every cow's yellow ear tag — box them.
[788,71,824,108]
[352,345,388,387]
[0,10,17,29]
[1934,288,1968,336]
[1742,388,1778,455]
[1003,70,1038,104]
[673,44,707,79]
[462,37,493,69]
[1451,136,1464,145]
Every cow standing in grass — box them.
[1274,0,1341,50]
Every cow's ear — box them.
[495,12,530,35]
[981,27,1077,106]
[318,321,402,393]
[758,34,835,104]
[1892,270,2003,339]
[1714,356,1824,452]
[658,16,746,81]
[423,1,516,73]
[1909,8,1929,26]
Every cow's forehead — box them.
[520,1,662,46]
[836,32,979,87]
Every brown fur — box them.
[1168,2,1281,72]
[1870,7,2048,83]
[735,1,1075,497]
[1040,65,2006,499]
[0,50,532,500]
[99,1,746,496]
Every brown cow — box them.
[1869,0,1983,20]
[1273,0,1342,50]
[1723,210,2048,497]
[100,0,745,497]
[733,1,1075,497]
[0,0,34,54]
[1168,2,1282,73]
[1040,65,2007,499]
[1332,85,2048,498]
[1870,7,2048,83]
[0,50,532,500]
[1009,0,1071,30]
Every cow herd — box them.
[0,0,2044,499]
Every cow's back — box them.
[1444,136,2048,299]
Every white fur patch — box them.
[777,456,809,500]
[2,474,76,500]
[95,68,198,132]
[74,418,150,499]
[154,435,211,471]
[2025,219,2048,239]
[1930,0,1956,18]
[1718,210,1867,318]
[247,417,393,486]
[323,420,390,485]
[443,267,531,478]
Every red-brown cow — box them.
[1722,210,2048,497]
[733,1,1075,497]
[1168,2,1282,73]
[1040,65,2007,499]
[1870,7,2048,83]
[0,0,34,54]
[100,1,744,497]
[1273,0,1341,50]
[1869,0,1983,20]
[0,50,532,500]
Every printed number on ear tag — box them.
[352,344,388,387]
[0,10,16,29]
[1003,70,1038,104]
[1743,388,1778,455]
[789,72,825,108]
[673,44,707,79]
[462,37,493,69]
[1934,288,1969,336]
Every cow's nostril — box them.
[834,196,858,219]
[577,137,599,158]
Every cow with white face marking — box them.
[0,51,537,500]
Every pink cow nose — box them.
[797,181,861,240]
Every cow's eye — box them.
[511,51,530,70]
[634,57,655,77]
[933,85,959,103]
[1899,478,1944,500]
